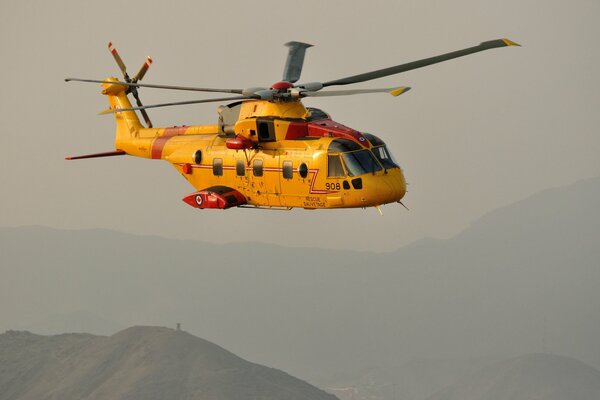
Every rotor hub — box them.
[270,81,294,90]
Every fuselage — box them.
[107,82,406,209]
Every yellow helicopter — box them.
[66,39,519,212]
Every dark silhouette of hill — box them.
[428,353,600,400]
[1,176,599,388]
[0,326,338,400]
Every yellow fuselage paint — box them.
[103,79,407,209]
[166,134,405,209]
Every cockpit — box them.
[362,133,400,169]
[327,137,399,178]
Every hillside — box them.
[0,326,338,400]
[428,353,600,400]
[1,176,599,389]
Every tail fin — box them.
[101,78,142,147]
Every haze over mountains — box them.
[1,176,599,396]
[428,353,600,400]
[0,326,337,400]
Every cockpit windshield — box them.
[327,138,384,176]
[341,150,382,176]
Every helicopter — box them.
[66,38,519,212]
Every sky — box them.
[1,0,599,251]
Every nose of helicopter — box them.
[377,168,407,204]
[357,168,406,207]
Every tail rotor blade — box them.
[128,83,153,127]
[132,56,153,83]
[131,93,153,127]
[108,42,129,79]
[139,108,153,128]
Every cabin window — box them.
[282,161,293,179]
[253,159,263,177]
[298,163,308,179]
[213,158,223,176]
[194,150,202,164]
[236,159,245,176]
[328,155,345,177]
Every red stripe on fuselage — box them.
[151,127,187,159]
[177,164,338,194]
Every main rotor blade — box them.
[322,38,520,87]
[303,86,411,97]
[65,78,244,94]
[99,95,256,114]
[282,41,313,83]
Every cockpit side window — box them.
[372,145,399,169]
[363,133,399,169]
[328,155,345,177]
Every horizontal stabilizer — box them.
[65,150,126,160]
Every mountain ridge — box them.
[428,353,600,400]
[0,326,338,400]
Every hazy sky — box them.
[1,0,599,250]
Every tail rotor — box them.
[107,42,153,128]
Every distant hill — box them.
[428,353,600,400]
[0,326,338,400]
[1,176,599,387]
[323,357,499,400]
[21,309,124,336]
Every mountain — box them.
[0,326,338,400]
[20,309,124,336]
[1,176,599,388]
[323,357,499,400]
[428,353,600,400]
